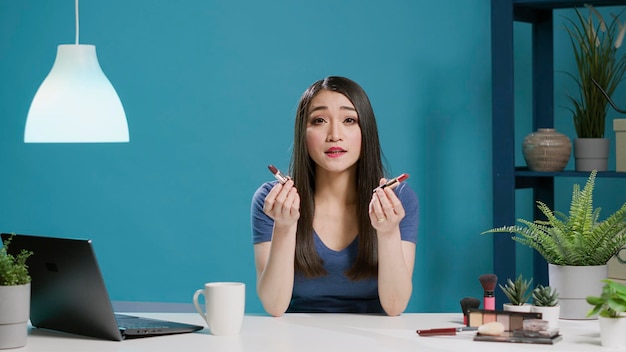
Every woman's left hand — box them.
[369,178,405,232]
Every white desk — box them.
[14,313,605,352]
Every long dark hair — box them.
[289,76,385,280]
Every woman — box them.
[251,76,419,316]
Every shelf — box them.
[515,168,626,189]
[513,1,623,23]
[490,0,626,305]
[513,0,623,10]
[516,168,626,178]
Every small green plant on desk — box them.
[500,274,533,306]
[0,234,33,286]
[586,279,626,318]
[533,285,559,307]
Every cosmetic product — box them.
[466,309,541,330]
[477,321,505,336]
[267,165,290,184]
[513,319,559,339]
[372,173,409,192]
[478,274,497,310]
[416,327,478,336]
[474,333,563,344]
[466,309,562,344]
[459,297,481,325]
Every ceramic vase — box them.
[574,138,610,172]
[548,264,607,320]
[599,316,626,348]
[522,128,571,172]
[0,283,30,349]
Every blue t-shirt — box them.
[250,181,419,313]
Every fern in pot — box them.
[482,170,626,319]
[0,234,33,349]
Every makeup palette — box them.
[466,308,540,331]
[466,309,562,344]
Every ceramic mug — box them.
[193,282,245,335]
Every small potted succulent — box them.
[586,279,626,348]
[0,234,33,349]
[531,285,560,329]
[500,274,533,312]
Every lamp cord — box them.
[75,0,79,44]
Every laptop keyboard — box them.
[115,314,170,329]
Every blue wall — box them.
[1,1,624,314]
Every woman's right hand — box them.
[263,180,300,226]
[257,180,300,316]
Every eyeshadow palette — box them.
[466,308,541,331]
[466,309,562,344]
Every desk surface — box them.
[14,312,604,352]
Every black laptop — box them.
[0,233,203,341]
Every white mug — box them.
[193,282,245,336]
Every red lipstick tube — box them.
[267,165,290,184]
[373,173,409,192]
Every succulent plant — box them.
[500,274,533,306]
[533,284,559,307]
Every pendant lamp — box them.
[24,0,129,143]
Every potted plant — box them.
[586,279,626,348]
[0,234,33,349]
[564,4,626,171]
[531,285,560,329]
[482,170,626,319]
[500,274,533,312]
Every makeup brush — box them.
[478,274,498,311]
[460,297,481,325]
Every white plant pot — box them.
[0,283,31,349]
[531,305,560,330]
[548,264,607,320]
[599,316,626,348]
[503,303,532,312]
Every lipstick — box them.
[416,327,478,336]
[372,173,409,192]
[267,165,290,184]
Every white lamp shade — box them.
[25,44,129,143]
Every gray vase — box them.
[574,138,610,172]
[548,264,607,320]
[0,283,30,349]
